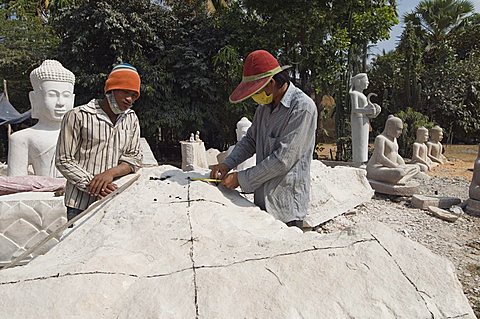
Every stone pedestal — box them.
[368,180,419,196]
[466,198,480,216]
[180,141,208,171]
[0,192,66,266]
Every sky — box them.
[372,0,480,56]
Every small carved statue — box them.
[427,125,447,164]
[366,115,419,184]
[411,127,437,172]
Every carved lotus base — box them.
[0,193,66,266]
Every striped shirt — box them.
[223,83,317,223]
[55,99,142,210]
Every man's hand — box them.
[221,172,239,189]
[210,163,230,180]
[97,183,118,199]
[88,171,116,197]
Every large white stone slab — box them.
[306,160,374,227]
[139,137,158,167]
[0,166,474,318]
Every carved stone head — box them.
[430,125,443,142]
[384,115,403,139]
[29,60,75,123]
[236,117,252,142]
[416,126,429,143]
[351,73,368,91]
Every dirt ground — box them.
[317,143,480,315]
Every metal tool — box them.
[189,177,222,183]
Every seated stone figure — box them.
[427,125,447,164]
[469,145,480,201]
[411,126,437,172]
[225,117,256,172]
[366,115,420,185]
[8,60,75,177]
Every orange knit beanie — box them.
[104,63,141,97]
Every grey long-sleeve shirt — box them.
[223,83,317,223]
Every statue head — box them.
[236,117,252,142]
[29,60,75,123]
[430,125,443,142]
[350,73,368,91]
[384,115,403,139]
[416,127,429,143]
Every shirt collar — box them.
[278,82,296,109]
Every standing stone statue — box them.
[427,125,447,164]
[411,127,437,172]
[8,60,75,177]
[349,73,381,165]
[224,117,256,172]
[366,115,420,195]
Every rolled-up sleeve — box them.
[119,116,142,172]
[55,110,94,191]
[237,106,316,193]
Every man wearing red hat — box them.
[210,50,318,227]
[56,63,143,222]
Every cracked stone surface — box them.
[0,166,475,318]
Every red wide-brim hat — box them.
[229,50,290,104]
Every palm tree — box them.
[403,0,475,43]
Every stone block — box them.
[428,206,460,222]
[411,194,461,210]
[306,160,374,227]
[139,138,158,167]
[368,179,419,196]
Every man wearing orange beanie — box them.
[56,63,143,222]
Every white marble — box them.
[367,116,420,186]
[411,127,437,172]
[139,138,158,167]
[0,166,474,318]
[427,125,448,164]
[225,117,256,171]
[0,192,66,266]
[180,139,208,171]
[8,60,75,177]
[349,73,381,164]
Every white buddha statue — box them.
[411,126,437,172]
[366,115,419,184]
[349,73,381,165]
[7,60,75,177]
[225,117,256,172]
[427,125,447,164]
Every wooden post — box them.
[3,79,12,137]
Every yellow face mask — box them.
[252,90,273,105]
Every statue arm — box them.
[237,101,317,193]
[118,116,142,173]
[55,110,94,191]
[412,143,429,167]
[427,143,443,163]
[350,92,373,115]
[7,133,29,176]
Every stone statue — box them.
[225,117,256,172]
[469,145,480,201]
[366,115,420,185]
[427,125,447,164]
[195,131,201,142]
[467,144,480,215]
[189,133,195,143]
[8,60,75,177]
[411,127,437,172]
[349,73,381,165]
